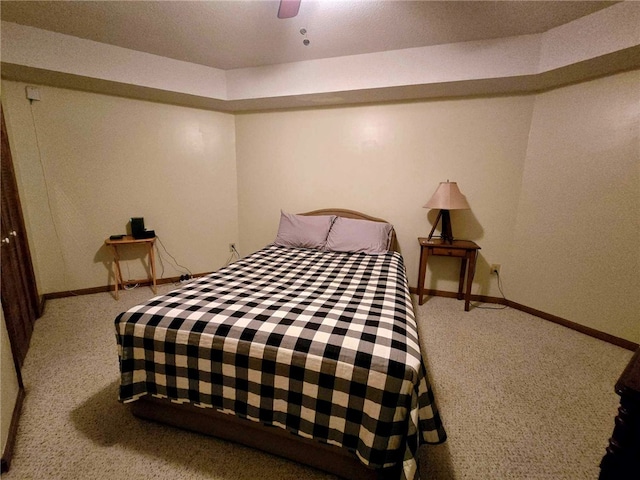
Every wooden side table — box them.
[105,235,157,300]
[417,238,480,311]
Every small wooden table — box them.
[417,238,480,311]
[105,235,157,300]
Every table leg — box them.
[149,241,157,294]
[110,245,122,300]
[418,246,429,305]
[457,257,467,300]
[465,250,477,311]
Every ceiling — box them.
[1,0,617,71]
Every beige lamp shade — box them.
[423,181,470,210]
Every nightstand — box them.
[105,235,157,300]
[417,238,480,311]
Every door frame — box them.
[1,104,42,366]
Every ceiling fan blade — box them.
[278,0,301,19]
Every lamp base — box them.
[427,209,454,244]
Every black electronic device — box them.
[109,234,125,240]
[130,217,156,239]
[130,217,146,238]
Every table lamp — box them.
[424,181,470,244]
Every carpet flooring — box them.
[3,284,633,479]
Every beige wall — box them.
[236,71,639,343]
[507,71,640,342]
[1,306,20,456]
[2,81,238,293]
[236,97,535,298]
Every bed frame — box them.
[131,396,399,480]
[302,208,398,253]
[129,209,404,480]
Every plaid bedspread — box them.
[116,245,446,479]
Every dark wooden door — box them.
[1,105,40,367]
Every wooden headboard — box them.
[301,208,398,253]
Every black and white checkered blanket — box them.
[116,245,446,479]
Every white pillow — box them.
[325,217,392,254]
[273,211,336,250]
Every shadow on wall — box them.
[425,209,484,242]
[94,243,154,290]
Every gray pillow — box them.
[325,216,392,254]
[274,211,336,249]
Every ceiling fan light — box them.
[278,0,301,19]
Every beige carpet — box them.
[4,285,633,479]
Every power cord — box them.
[28,100,80,296]
[225,244,240,266]
[472,269,508,310]
[155,235,192,283]
[122,261,139,290]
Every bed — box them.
[115,209,446,480]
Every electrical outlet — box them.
[490,264,501,275]
[229,243,236,252]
